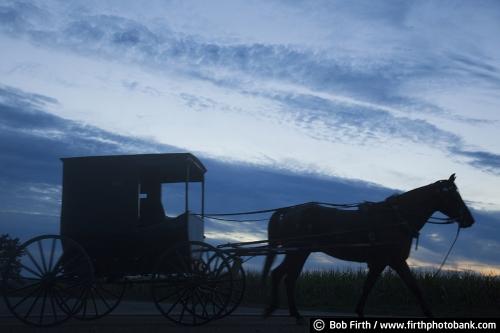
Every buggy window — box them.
[162,183,203,217]
[162,183,184,217]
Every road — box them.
[0,314,314,333]
[0,299,355,332]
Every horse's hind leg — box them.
[390,260,433,317]
[284,252,309,324]
[355,262,386,317]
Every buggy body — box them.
[59,153,206,277]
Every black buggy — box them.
[2,153,244,327]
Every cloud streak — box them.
[1,1,498,109]
[452,149,500,176]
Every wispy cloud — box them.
[452,149,500,176]
[262,91,460,146]
[1,1,498,110]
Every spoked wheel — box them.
[2,235,93,327]
[217,254,245,318]
[72,280,126,320]
[151,241,233,326]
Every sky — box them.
[0,0,499,274]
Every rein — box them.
[432,224,461,278]
[194,201,360,219]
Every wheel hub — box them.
[40,273,56,288]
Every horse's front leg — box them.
[390,260,433,317]
[355,262,386,317]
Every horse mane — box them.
[357,193,401,212]
[358,181,440,212]
[377,182,440,210]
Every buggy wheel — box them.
[72,280,126,320]
[2,235,93,327]
[217,255,245,318]
[151,241,233,326]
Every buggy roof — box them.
[61,153,206,183]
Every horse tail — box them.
[261,209,284,286]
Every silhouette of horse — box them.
[261,174,474,322]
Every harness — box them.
[198,200,462,277]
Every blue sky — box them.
[0,0,499,274]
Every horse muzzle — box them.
[458,208,475,228]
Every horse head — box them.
[434,174,475,228]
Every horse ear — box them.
[449,173,456,182]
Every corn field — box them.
[242,269,500,317]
